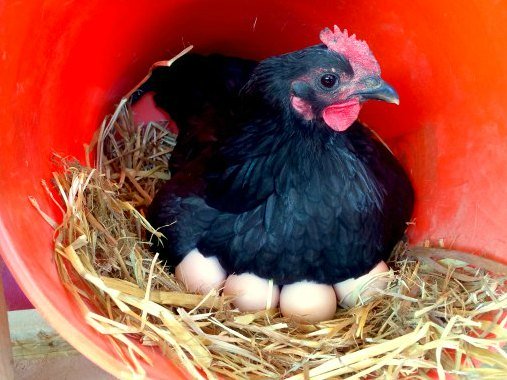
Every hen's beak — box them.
[352,77,399,105]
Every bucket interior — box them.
[1,1,507,377]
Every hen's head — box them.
[245,26,398,132]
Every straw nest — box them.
[33,55,507,380]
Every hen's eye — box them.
[320,74,338,88]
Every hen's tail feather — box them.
[132,53,257,173]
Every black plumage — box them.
[147,45,414,285]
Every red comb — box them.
[320,26,380,74]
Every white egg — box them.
[334,260,390,308]
[280,281,337,323]
[223,273,280,311]
[175,249,227,294]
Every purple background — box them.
[1,256,32,310]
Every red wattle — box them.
[322,100,361,132]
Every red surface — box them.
[1,1,507,378]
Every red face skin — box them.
[321,63,379,132]
[290,64,377,132]
[291,96,314,121]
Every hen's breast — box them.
[198,122,413,285]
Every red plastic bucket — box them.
[1,1,507,378]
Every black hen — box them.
[148,31,414,286]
